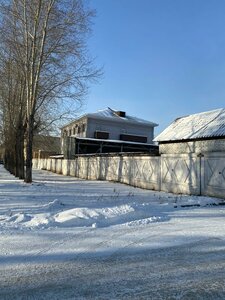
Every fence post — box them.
[197,153,204,196]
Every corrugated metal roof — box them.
[154,108,225,142]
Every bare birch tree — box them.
[0,0,100,182]
[0,50,26,178]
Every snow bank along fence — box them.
[33,152,225,199]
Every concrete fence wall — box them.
[160,154,201,195]
[33,152,225,199]
[201,152,225,199]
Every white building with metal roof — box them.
[62,107,158,143]
[154,108,225,154]
[61,108,158,156]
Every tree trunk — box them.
[14,143,18,177]
[18,132,25,179]
[4,149,9,171]
[25,118,34,183]
[16,124,25,179]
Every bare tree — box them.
[0,0,100,182]
[0,51,26,178]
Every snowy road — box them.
[1,165,225,299]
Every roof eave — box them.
[155,135,225,143]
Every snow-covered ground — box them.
[1,165,225,299]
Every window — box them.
[78,126,81,134]
[94,131,109,139]
[73,127,76,135]
[82,123,86,132]
[69,129,72,136]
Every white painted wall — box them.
[33,152,225,199]
[61,116,155,144]
[159,139,225,154]
[87,118,154,143]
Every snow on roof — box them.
[62,107,158,128]
[88,107,158,126]
[154,108,225,142]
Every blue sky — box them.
[85,0,225,134]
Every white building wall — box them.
[61,117,155,143]
[87,117,154,143]
[159,139,225,155]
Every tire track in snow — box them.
[26,221,217,263]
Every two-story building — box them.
[61,107,158,157]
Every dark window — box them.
[69,129,72,136]
[82,123,86,132]
[120,134,147,143]
[95,131,109,139]
[78,126,81,134]
[73,127,76,135]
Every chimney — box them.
[116,111,126,118]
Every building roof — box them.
[75,136,158,146]
[61,107,158,128]
[154,108,225,142]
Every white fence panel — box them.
[33,152,225,199]
[161,154,200,195]
[202,153,225,199]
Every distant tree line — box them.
[0,0,100,182]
